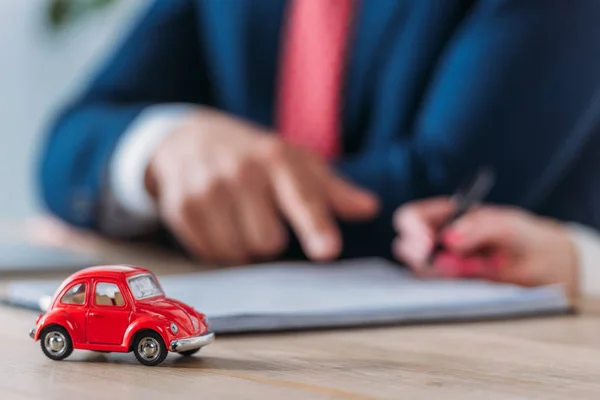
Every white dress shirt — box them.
[569,223,600,297]
[99,104,194,238]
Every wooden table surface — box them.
[2,220,600,400]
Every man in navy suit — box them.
[39,0,600,264]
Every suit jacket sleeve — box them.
[336,0,600,258]
[38,0,209,228]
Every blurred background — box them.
[0,0,141,218]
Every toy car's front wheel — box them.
[40,326,73,361]
[133,331,168,366]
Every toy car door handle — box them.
[89,312,104,318]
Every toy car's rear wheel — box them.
[179,349,200,357]
[40,326,73,361]
[133,331,168,366]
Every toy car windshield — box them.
[127,274,164,300]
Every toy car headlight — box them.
[170,322,178,334]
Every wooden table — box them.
[2,220,600,399]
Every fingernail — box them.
[442,230,462,246]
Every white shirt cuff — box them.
[101,104,195,237]
[567,223,600,297]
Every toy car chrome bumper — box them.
[170,332,215,352]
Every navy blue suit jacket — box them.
[39,0,600,258]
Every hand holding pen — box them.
[426,167,496,266]
[392,167,496,272]
[392,171,578,306]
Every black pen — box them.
[426,167,496,266]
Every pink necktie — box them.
[278,0,353,160]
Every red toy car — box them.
[29,265,214,366]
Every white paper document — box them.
[5,258,569,333]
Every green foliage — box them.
[46,0,117,30]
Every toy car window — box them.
[128,274,163,300]
[95,282,125,307]
[60,283,86,305]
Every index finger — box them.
[270,162,341,261]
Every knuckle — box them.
[225,157,257,182]
[190,176,226,199]
[261,139,287,165]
